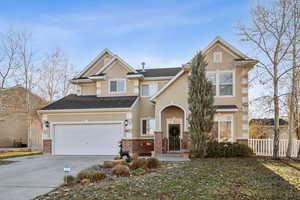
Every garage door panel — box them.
[54,123,122,155]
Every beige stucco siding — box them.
[154,72,189,131]
[161,106,184,137]
[82,52,113,77]
[130,99,140,138]
[81,83,96,95]
[99,60,137,97]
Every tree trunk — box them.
[273,77,280,159]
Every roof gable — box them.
[202,36,248,59]
[96,54,137,75]
[76,48,114,78]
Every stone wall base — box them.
[43,139,52,154]
[122,139,154,156]
[236,139,248,146]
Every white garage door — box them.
[53,123,122,155]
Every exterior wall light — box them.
[124,120,128,127]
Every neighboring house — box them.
[0,86,48,148]
[38,37,257,156]
[249,118,292,139]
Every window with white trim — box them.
[141,118,155,135]
[209,115,233,142]
[206,72,217,96]
[141,83,158,97]
[219,72,233,96]
[206,71,234,97]
[213,52,222,63]
[109,80,125,93]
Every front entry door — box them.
[168,124,181,151]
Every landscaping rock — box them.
[112,164,130,177]
[103,161,114,168]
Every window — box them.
[109,80,125,93]
[213,52,222,63]
[141,83,158,97]
[206,71,234,97]
[141,119,155,135]
[219,72,233,96]
[209,115,233,142]
[206,73,217,96]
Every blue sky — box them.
[0,0,253,69]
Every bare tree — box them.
[0,29,19,88]
[37,48,75,102]
[238,0,296,159]
[286,0,300,158]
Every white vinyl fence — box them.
[248,139,300,157]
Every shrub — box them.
[112,159,126,166]
[112,164,130,177]
[206,141,253,158]
[131,168,148,176]
[85,164,103,171]
[77,171,106,182]
[63,175,76,186]
[146,157,160,169]
[130,158,147,169]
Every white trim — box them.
[158,104,188,132]
[213,114,234,142]
[216,108,238,112]
[38,108,131,114]
[166,118,182,152]
[202,36,248,59]
[70,79,93,83]
[108,79,126,94]
[130,97,139,109]
[140,117,155,136]
[96,81,101,97]
[143,76,174,81]
[151,70,185,100]
[97,55,137,75]
[213,51,222,63]
[76,48,114,78]
[206,70,235,97]
[50,120,124,155]
[126,74,144,78]
[89,75,106,80]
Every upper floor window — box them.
[141,83,158,97]
[206,72,217,96]
[213,52,222,63]
[206,71,234,97]
[109,79,125,93]
[219,72,233,96]
[141,118,155,135]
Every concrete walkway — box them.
[0,155,114,200]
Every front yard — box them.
[36,158,300,200]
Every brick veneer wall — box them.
[43,140,52,154]
[122,139,154,155]
[154,132,163,154]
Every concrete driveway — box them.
[0,155,114,200]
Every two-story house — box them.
[38,37,257,156]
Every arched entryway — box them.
[161,105,185,152]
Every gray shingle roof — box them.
[249,118,288,126]
[135,67,181,77]
[40,95,138,110]
[215,105,238,110]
